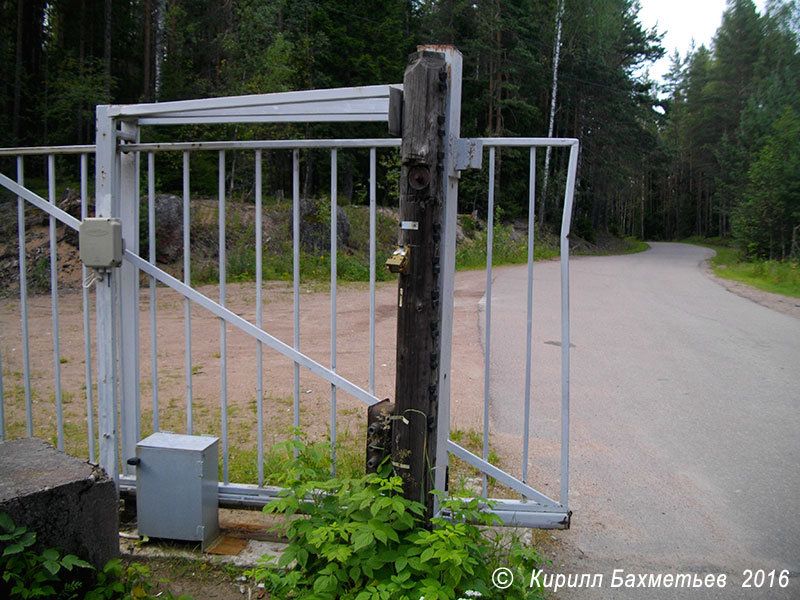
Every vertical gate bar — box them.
[330,149,338,474]
[368,148,376,395]
[481,146,496,498]
[113,150,123,458]
[95,104,119,483]
[148,152,159,432]
[219,150,229,484]
[522,147,536,489]
[17,156,34,437]
[559,142,578,508]
[292,149,300,450]
[433,47,463,503]
[255,150,264,486]
[111,267,121,471]
[119,120,141,470]
[81,153,96,462]
[48,155,64,451]
[183,151,193,434]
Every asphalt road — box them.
[483,242,800,599]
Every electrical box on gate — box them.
[79,217,122,269]
[133,432,220,550]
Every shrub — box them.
[0,512,191,600]
[247,445,547,600]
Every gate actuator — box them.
[79,217,122,282]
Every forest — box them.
[1,0,798,261]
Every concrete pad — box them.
[0,438,118,568]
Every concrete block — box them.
[0,438,118,568]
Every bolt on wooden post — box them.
[391,50,448,518]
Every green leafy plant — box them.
[0,512,192,600]
[83,559,192,600]
[0,512,92,599]
[247,445,547,599]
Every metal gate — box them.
[0,46,577,528]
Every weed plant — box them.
[247,440,547,600]
[684,238,800,297]
[455,222,558,271]
[0,512,190,599]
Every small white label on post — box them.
[401,221,419,230]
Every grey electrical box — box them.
[134,432,220,550]
[79,218,122,269]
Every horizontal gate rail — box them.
[0,145,95,156]
[107,84,401,125]
[121,138,401,152]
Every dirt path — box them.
[0,271,489,470]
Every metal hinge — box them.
[454,138,483,170]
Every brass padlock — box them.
[385,245,411,274]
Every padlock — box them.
[385,245,411,274]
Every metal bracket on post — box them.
[388,87,404,137]
[454,138,483,171]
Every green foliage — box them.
[0,513,191,600]
[43,54,108,145]
[733,106,800,260]
[184,201,397,286]
[6,0,796,252]
[685,239,800,297]
[456,222,558,271]
[0,511,93,599]
[228,431,367,486]
[83,559,192,600]
[220,2,296,95]
[247,445,547,600]
[660,0,800,250]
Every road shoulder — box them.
[700,260,800,319]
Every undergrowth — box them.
[455,219,559,270]
[0,512,191,599]
[684,237,800,298]
[247,441,548,600]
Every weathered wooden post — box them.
[390,49,449,517]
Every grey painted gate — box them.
[0,46,577,528]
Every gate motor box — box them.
[133,432,220,550]
[79,217,122,269]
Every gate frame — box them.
[1,45,577,529]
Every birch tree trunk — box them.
[104,0,112,101]
[143,0,151,101]
[154,0,166,100]
[540,0,564,225]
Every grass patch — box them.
[226,428,367,486]
[448,428,506,498]
[183,201,399,286]
[580,236,650,256]
[684,237,800,298]
[456,222,559,270]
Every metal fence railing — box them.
[0,133,576,527]
[1,55,577,528]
